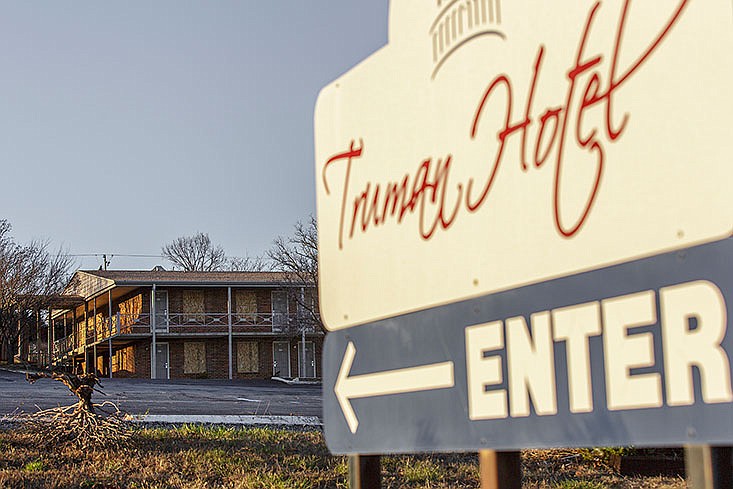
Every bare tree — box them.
[0,220,75,363]
[228,254,273,272]
[162,232,227,271]
[268,215,321,331]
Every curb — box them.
[270,376,322,386]
[124,414,322,426]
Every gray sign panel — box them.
[323,239,733,454]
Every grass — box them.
[0,425,687,488]
[22,460,44,473]
[551,482,605,489]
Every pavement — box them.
[0,368,323,424]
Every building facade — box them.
[48,270,322,380]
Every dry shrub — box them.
[16,371,132,450]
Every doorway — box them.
[153,342,169,379]
[153,290,169,332]
[273,341,291,378]
[271,291,288,333]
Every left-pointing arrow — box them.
[334,341,455,434]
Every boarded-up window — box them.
[113,346,135,374]
[235,290,257,318]
[119,294,143,327]
[183,290,205,323]
[237,342,259,373]
[76,318,85,347]
[184,342,206,374]
[92,312,106,340]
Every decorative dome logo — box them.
[431,0,505,79]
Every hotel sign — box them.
[315,0,733,454]
[314,0,733,331]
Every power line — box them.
[64,253,267,259]
[63,253,164,258]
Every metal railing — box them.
[54,311,319,357]
[115,312,313,331]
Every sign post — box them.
[348,455,381,489]
[479,451,521,489]
[314,0,733,486]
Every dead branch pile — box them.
[18,371,131,450]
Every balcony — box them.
[54,311,318,358]
[113,312,315,333]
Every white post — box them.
[35,309,41,367]
[300,287,306,378]
[151,284,157,379]
[108,290,113,379]
[83,302,88,373]
[17,304,21,363]
[48,307,53,369]
[93,297,97,376]
[63,313,67,364]
[227,286,233,380]
[301,329,307,378]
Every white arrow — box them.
[334,341,455,434]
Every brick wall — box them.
[167,288,182,313]
[108,336,323,380]
[257,290,272,313]
[154,287,275,316]
[135,341,151,379]
[204,289,227,313]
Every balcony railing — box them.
[54,311,318,358]
[112,312,312,331]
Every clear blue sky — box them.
[0,1,389,270]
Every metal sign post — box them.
[348,455,381,489]
[479,451,521,489]
[685,446,733,489]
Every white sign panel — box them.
[315,0,733,331]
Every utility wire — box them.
[62,253,163,258]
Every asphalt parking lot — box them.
[0,369,322,418]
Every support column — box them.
[17,304,21,363]
[151,284,157,380]
[93,297,98,376]
[300,287,306,378]
[35,309,41,368]
[63,312,67,366]
[83,301,88,373]
[227,286,233,380]
[48,307,53,369]
[108,290,113,379]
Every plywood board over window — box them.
[235,290,257,321]
[114,347,135,374]
[183,290,205,323]
[237,341,259,373]
[184,342,206,374]
[119,294,143,327]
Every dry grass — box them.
[0,425,687,488]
